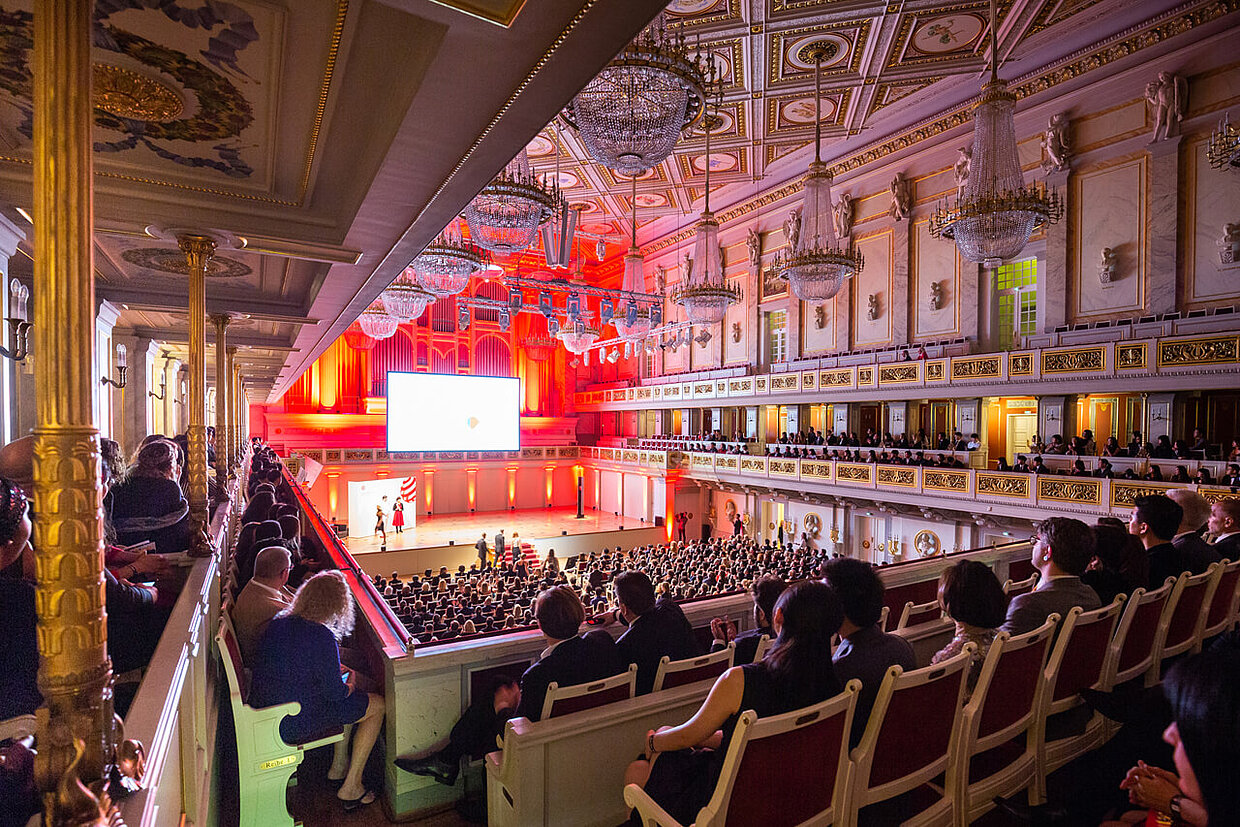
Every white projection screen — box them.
[386,372,520,452]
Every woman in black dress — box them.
[624,581,844,825]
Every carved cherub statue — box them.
[929,280,944,310]
[1218,223,1240,265]
[954,146,972,195]
[681,250,693,282]
[833,192,854,239]
[731,322,742,342]
[867,293,880,321]
[1099,247,1118,284]
[655,264,667,293]
[746,227,762,269]
[1145,71,1186,143]
[814,304,827,329]
[1041,113,1072,172]
[784,208,802,252]
[888,173,911,221]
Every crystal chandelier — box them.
[672,99,741,326]
[464,148,560,253]
[614,176,654,342]
[410,224,489,297]
[929,0,1063,268]
[523,313,558,362]
[356,304,400,340]
[381,266,437,321]
[1208,112,1240,169]
[561,15,708,175]
[559,316,600,354]
[342,321,376,351]
[775,43,863,302]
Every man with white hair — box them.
[233,545,293,664]
[1167,488,1221,574]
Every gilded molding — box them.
[820,367,853,386]
[180,235,216,558]
[1157,335,1239,367]
[1008,353,1034,376]
[770,459,799,476]
[740,457,767,473]
[771,374,800,391]
[1042,346,1105,374]
[1110,480,1175,507]
[926,360,946,381]
[977,472,1030,497]
[801,459,832,479]
[1037,477,1102,504]
[924,469,969,491]
[1117,343,1147,369]
[950,356,1001,379]
[836,463,872,482]
[877,466,917,487]
[878,364,919,384]
[858,366,875,385]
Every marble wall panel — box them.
[854,229,894,346]
[1187,137,1240,303]
[801,294,837,353]
[913,219,961,339]
[1073,157,1146,318]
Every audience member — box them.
[1002,517,1101,636]
[931,560,1007,699]
[709,575,786,665]
[1208,498,1240,559]
[108,439,192,554]
[1128,495,1185,588]
[232,545,294,664]
[1083,524,1135,607]
[624,581,844,825]
[249,571,385,811]
[1166,489,1221,575]
[821,557,915,747]
[609,570,700,695]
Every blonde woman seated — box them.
[624,581,844,826]
[249,570,385,812]
[930,560,1008,699]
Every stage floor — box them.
[343,507,633,556]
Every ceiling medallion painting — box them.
[909,14,985,56]
[0,0,266,178]
[121,247,253,278]
[769,22,867,86]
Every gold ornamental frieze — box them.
[754,376,769,394]
[801,370,818,390]
[1110,480,1176,507]
[715,381,727,396]
[636,387,651,400]
[836,463,872,483]
[324,449,343,462]
[858,366,875,385]
[344,449,372,462]
[622,450,639,463]
[769,459,799,477]
[740,457,767,473]
[924,469,969,491]
[950,356,1001,380]
[926,360,946,381]
[1037,477,1101,504]
[692,453,714,468]
[977,473,1030,498]
[771,374,799,392]
[1117,343,1148,369]
[627,388,636,401]
[1042,346,1105,374]
[876,466,917,487]
[715,456,738,471]
[801,459,832,480]
[681,383,693,397]
[1008,353,1034,376]
[820,368,853,387]
[694,382,714,397]
[878,364,919,384]
[1157,335,1240,367]
[664,385,679,398]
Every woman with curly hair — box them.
[106,438,192,554]
[249,570,386,811]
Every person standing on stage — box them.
[495,529,506,566]
[475,532,489,569]
[375,500,387,544]
[733,514,744,537]
[392,500,405,534]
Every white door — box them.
[1007,413,1037,460]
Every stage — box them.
[342,507,667,577]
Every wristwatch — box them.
[1168,794,1184,824]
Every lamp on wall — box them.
[101,342,128,389]
[0,279,31,363]
[149,375,167,400]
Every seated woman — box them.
[1101,650,1239,826]
[624,581,843,826]
[249,571,386,811]
[930,560,1007,699]
[107,440,192,555]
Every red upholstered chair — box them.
[1002,573,1039,598]
[1107,579,1176,691]
[652,646,734,692]
[1195,557,1240,651]
[845,648,973,826]
[895,598,944,631]
[1150,565,1220,681]
[624,682,861,827]
[539,664,637,720]
[952,618,1057,826]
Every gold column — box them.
[32,0,115,817]
[225,347,237,472]
[210,315,230,485]
[181,235,216,557]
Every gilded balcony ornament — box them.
[836,463,872,482]
[924,470,969,491]
[951,356,1001,379]
[1110,481,1174,507]
[926,361,946,381]
[977,473,1030,497]
[1157,336,1239,367]
[1038,478,1101,504]
[1117,344,1147,369]
[858,367,875,385]
[1042,347,1105,374]
[879,364,918,384]
[1009,353,1034,375]
[821,368,852,387]
[877,467,917,487]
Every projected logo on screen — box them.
[385,372,520,452]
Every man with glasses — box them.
[1002,517,1101,636]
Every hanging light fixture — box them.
[1207,112,1240,169]
[342,321,376,351]
[775,43,863,302]
[614,174,655,343]
[561,15,709,175]
[559,316,600,354]
[411,222,489,297]
[523,313,558,362]
[356,304,400,340]
[464,148,560,253]
[541,125,580,268]
[381,266,437,321]
[672,93,741,325]
[929,0,1063,267]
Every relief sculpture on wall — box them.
[1144,71,1186,143]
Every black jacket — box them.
[1172,533,1222,575]
[516,631,623,721]
[617,599,701,694]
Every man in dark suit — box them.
[610,570,700,694]
[1168,489,1221,574]
[710,575,786,665]
[1002,517,1102,636]
[1129,494,1185,588]
[1208,498,1240,560]
[395,585,621,785]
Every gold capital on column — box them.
[180,234,215,558]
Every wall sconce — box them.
[149,375,167,400]
[0,279,31,362]
[1045,409,1061,422]
[1151,410,1168,422]
[100,342,127,389]
[174,379,187,406]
